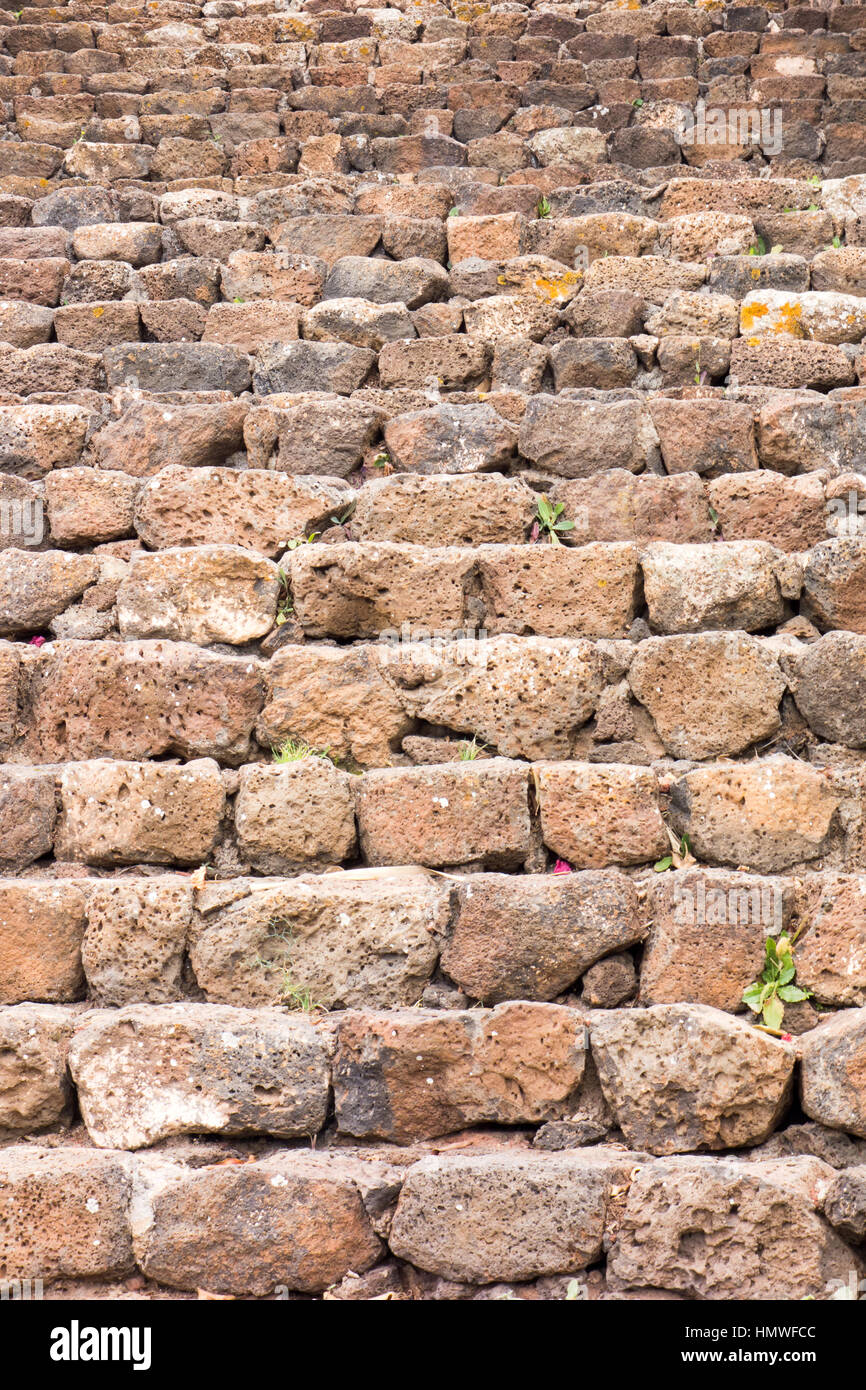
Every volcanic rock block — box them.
[383,403,516,473]
[795,875,866,1008]
[86,399,248,478]
[189,874,446,1011]
[641,541,793,633]
[802,539,866,633]
[0,1004,74,1136]
[253,340,376,395]
[0,880,86,1005]
[81,878,193,1007]
[552,471,712,546]
[377,335,491,391]
[333,1002,586,1142]
[801,1009,866,1138]
[783,632,866,745]
[302,297,414,350]
[103,343,252,394]
[134,1153,386,1295]
[322,255,448,307]
[55,758,225,867]
[707,472,827,552]
[203,300,303,353]
[69,1004,330,1150]
[591,1004,795,1154]
[535,762,667,869]
[668,756,841,872]
[627,632,786,759]
[235,760,357,874]
[43,467,138,545]
[0,550,97,635]
[357,759,531,869]
[389,1149,636,1284]
[641,870,793,1012]
[350,473,533,546]
[0,767,57,870]
[607,1156,860,1300]
[518,395,661,476]
[116,546,280,645]
[478,542,642,638]
[442,870,643,1003]
[243,394,381,476]
[0,1147,134,1284]
[647,398,758,476]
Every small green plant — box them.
[370,448,393,474]
[748,237,767,257]
[232,296,245,303]
[708,504,720,534]
[808,202,819,212]
[447,206,459,217]
[253,922,325,1014]
[534,494,574,545]
[632,97,644,108]
[458,736,487,760]
[12,9,22,19]
[330,504,355,527]
[810,173,821,185]
[654,828,695,873]
[284,531,319,550]
[769,243,782,255]
[536,194,551,219]
[271,737,332,763]
[826,235,842,250]
[742,930,811,1033]
[275,566,293,624]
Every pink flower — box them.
[782,1033,793,1043]
[28,635,46,646]
[553,859,573,874]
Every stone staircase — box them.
[2,0,866,1302]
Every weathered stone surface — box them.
[641,541,791,634]
[783,632,866,746]
[802,539,866,634]
[235,760,357,874]
[0,767,57,870]
[591,1004,794,1154]
[708,472,827,552]
[552,470,712,546]
[220,249,325,306]
[535,762,667,869]
[0,881,86,1004]
[87,400,248,478]
[103,343,251,395]
[244,394,380,476]
[82,879,192,1007]
[70,1004,330,1150]
[0,1004,74,1136]
[824,1167,866,1244]
[254,340,376,395]
[134,466,348,558]
[322,255,448,308]
[56,758,225,867]
[351,473,533,546]
[0,549,97,635]
[378,336,491,392]
[189,874,446,1010]
[442,870,643,1003]
[648,398,757,477]
[519,395,661,476]
[608,1156,859,1300]
[383,403,516,474]
[357,760,530,869]
[795,875,866,1008]
[641,870,791,1012]
[333,1002,586,1142]
[117,546,279,645]
[628,633,785,759]
[44,467,138,545]
[479,542,642,639]
[0,1147,134,1283]
[203,300,303,353]
[389,1149,634,1284]
[302,297,413,350]
[801,1009,866,1138]
[669,757,841,872]
[135,1152,385,1295]
[15,640,262,765]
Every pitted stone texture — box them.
[134,1153,385,1296]
[641,541,792,634]
[801,1009,866,1139]
[442,870,643,1004]
[0,880,86,1004]
[608,1157,858,1301]
[82,878,192,1007]
[117,546,279,645]
[0,1004,74,1136]
[189,875,446,1011]
[389,1149,635,1285]
[333,1003,586,1143]
[802,539,866,634]
[234,760,357,874]
[350,473,533,547]
[591,1004,795,1155]
[357,759,531,869]
[535,762,667,869]
[519,396,661,476]
[628,633,785,759]
[69,1004,329,1150]
[56,758,225,868]
[0,767,57,870]
[668,757,841,872]
[0,1147,134,1283]
[0,550,97,636]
